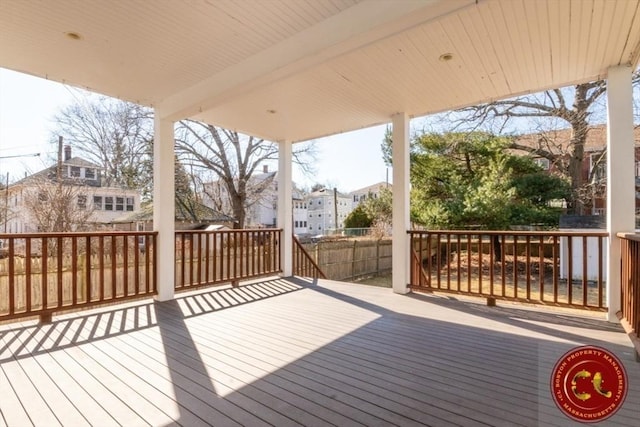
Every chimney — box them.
[64,145,72,161]
[263,165,268,173]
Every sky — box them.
[0,68,390,193]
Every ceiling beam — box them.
[157,0,477,121]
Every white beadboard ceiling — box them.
[1,0,640,143]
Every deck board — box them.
[1,277,639,427]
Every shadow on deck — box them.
[0,277,638,426]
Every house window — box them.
[85,168,95,179]
[105,196,113,210]
[126,197,134,211]
[533,158,550,170]
[70,166,81,177]
[590,153,606,181]
[77,195,87,210]
[93,196,103,210]
[116,197,124,211]
[294,221,299,227]
[303,221,307,227]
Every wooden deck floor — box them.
[0,277,638,427]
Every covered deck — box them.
[2,277,638,426]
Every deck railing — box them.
[409,230,608,310]
[174,228,281,291]
[618,232,640,355]
[293,236,326,279]
[0,231,157,322]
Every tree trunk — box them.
[230,193,245,229]
[567,117,589,215]
[493,234,502,262]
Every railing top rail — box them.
[408,230,609,237]
[617,232,640,242]
[0,231,158,238]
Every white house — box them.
[3,146,140,233]
[202,165,308,233]
[306,188,351,235]
[349,181,391,209]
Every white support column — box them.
[278,141,293,276]
[606,65,635,322]
[153,113,176,301]
[392,112,410,294]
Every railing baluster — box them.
[489,233,494,296]
[133,235,139,295]
[196,233,202,285]
[456,234,461,291]
[8,237,15,316]
[598,236,603,308]
[110,235,117,299]
[446,234,451,290]
[501,234,506,297]
[567,235,573,305]
[86,236,92,302]
[513,235,518,299]
[553,235,559,304]
[539,236,544,302]
[582,235,588,306]
[180,233,186,289]
[57,237,63,308]
[525,235,531,301]
[99,235,105,301]
[72,236,78,305]
[26,237,32,312]
[478,234,483,295]
[466,233,471,293]
[122,235,129,297]
[42,237,48,311]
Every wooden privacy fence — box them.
[301,238,392,281]
[175,228,281,291]
[409,230,609,310]
[0,231,157,322]
[619,233,640,357]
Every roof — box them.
[349,182,392,195]
[113,201,235,224]
[513,124,640,156]
[308,188,349,198]
[10,156,102,186]
[2,1,639,144]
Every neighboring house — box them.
[201,165,278,228]
[3,146,140,233]
[112,200,235,231]
[349,182,391,209]
[513,125,640,215]
[306,188,351,235]
[202,165,308,233]
[292,191,308,235]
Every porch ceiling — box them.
[2,0,640,142]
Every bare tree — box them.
[449,73,640,215]
[52,94,153,194]
[175,120,315,228]
[23,177,95,232]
